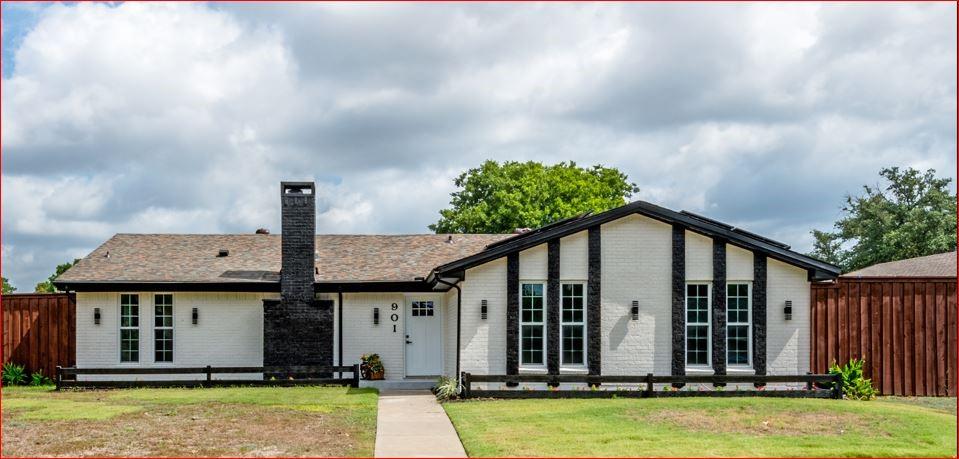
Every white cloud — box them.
[1,2,955,289]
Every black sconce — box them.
[192,307,199,325]
[631,301,639,320]
[481,299,488,320]
[784,300,793,321]
[94,308,101,325]
[373,307,380,325]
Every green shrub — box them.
[2,363,27,386]
[829,357,877,400]
[434,376,461,401]
[30,369,53,386]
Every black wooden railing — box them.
[460,372,842,399]
[56,364,360,390]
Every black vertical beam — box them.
[547,240,561,375]
[753,254,768,376]
[587,226,602,376]
[506,253,520,376]
[671,225,686,378]
[712,239,727,377]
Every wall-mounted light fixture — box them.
[631,301,639,320]
[373,307,380,325]
[94,307,101,325]
[784,300,793,321]
[481,299,488,320]
[192,307,199,325]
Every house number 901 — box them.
[390,303,399,332]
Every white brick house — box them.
[55,181,839,383]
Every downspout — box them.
[338,289,344,379]
[434,277,462,388]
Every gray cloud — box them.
[1,2,955,290]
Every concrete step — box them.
[360,379,437,391]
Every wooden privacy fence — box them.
[2,293,76,378]
[460,373,841,399]
[57,364,361,389]
[811,279,957,396]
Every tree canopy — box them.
[809,167,957,272]
[1,277,15,294]
[34,259,79,293]
[429,160,638,234]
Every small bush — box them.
[434,376,460,401]
[2,363,27,386]
[829,357,877,400]
[30,370,53,386]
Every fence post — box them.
[645,373,653,397]
[352,364,361,388]
[55,366,62,391]
[833,373,843,399]
[806,372,813,391]
[205,365,212,387]
[461,372,472,398]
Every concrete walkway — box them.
[374,390,467,458]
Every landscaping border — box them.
[56,364,360,389]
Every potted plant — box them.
[360,353,385,380]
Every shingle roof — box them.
[56,233,513,284]
[842,251,957,278]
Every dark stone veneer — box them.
[547,240,560,375]
[506,253,520,376]
[263,182,333,374]
[711,239,727,379]
[752,254,768,376]
[671,225,686,379]
[587,226,602,376]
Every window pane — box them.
[562,325,584,365]
[521,325,543,365]
[727,325,749,365]
[686,325,708,365]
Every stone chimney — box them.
[262,181,333,376]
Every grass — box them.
[444,397,957,457]
[1,385,379,457]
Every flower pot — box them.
[369,369,385,381]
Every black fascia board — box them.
[433,200,841,280]
[56,280,440,293]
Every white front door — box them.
[405,298,443,376]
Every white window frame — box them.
[685,282,711,368]
[519,281,546,369]
[119,293,140,363]
[560,281,587,369]
[725,282,752,368]
[153,293,174,363]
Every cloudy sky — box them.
[2,2,956,290]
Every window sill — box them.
[685,366,714,375]
[726,367,755,375]
[519,367,548,374]
[560,367,589,374]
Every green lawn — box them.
[2,385,379,457]
[444,397,957,457]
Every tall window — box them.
[561,283,585,366]
[154,294,174,363]
[726,283,751,366]
[520,283,545,366]
[685,284,710,366]
[120,294,139,362]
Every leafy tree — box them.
[809,167,957,272]
[1,277,16,294]
[430,160,639,234]
[34,259,79,293]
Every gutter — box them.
[434,277,463,389]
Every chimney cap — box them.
[255,228,270,234]
[281,181,315,195]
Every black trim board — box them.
[433,200,840,281]
[57,280,436,293]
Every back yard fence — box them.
[56,364,361,389]
[811,278,957,396]
[460,373,841,399]
[2,293,76,379]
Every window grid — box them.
[412,301,434,317]
[685,283,710,366]
[120,294,139,363]
[726,283,751,366]
[154,294,173,363]
[520,283,545,366]
[560,283,585,366]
